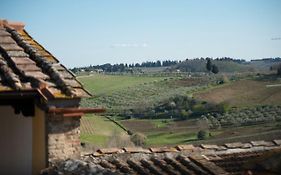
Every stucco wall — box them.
[0,106,32,175]
[32,106,46,175]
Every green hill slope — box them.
[172,59,256,72]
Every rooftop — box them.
[43,140,281,175]
[0,19,90,100]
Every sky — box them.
[0,0,281,67]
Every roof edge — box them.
[0,19,25,31]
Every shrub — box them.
[197,130,209,140]
[217,102,230,113]
[277,64,281,76]
[107,131,134,147]
[127,130,133,135]
[180,109,189,119]
[130,132,147,146]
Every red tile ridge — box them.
[86,140,281,158]
[0,19,25,31]
[123,147,150,153]
[176,144,195,151]
[149,146,178,153]
[97,148,124,154]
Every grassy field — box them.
[146,132,198,146]
[79,73,281,148]
[81,116,212,147]
[78,73,211,112]
[81,115,281,147]
[80,115,128,147]
[121,118,218,146]
[78,74,165,96]
[195,79,281,107]
[122,118,281,146]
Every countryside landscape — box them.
[77,58,281,149]
[2,0,281,174]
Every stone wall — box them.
[47,114,81,164]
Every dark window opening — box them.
[0,98,35,117]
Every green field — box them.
[79,73,212,113]
[146,132,198,146]
[79,73,281,148]
[195,78,281,107]
[81,115,281,147]
[78,74,165,96]
[80,115,128,147]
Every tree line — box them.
[71,60,179,73]
[70,57,281,74]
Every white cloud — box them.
[111,43,148,48]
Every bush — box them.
[197,130,209,140]
[216,102,230,113]
[130,132,147,146]
[127,130,133,135]
[277,64,281,76]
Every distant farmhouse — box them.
[0,20,103,174]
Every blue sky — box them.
[1,0,281,67]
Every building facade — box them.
[0,19,102,175]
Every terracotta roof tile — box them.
[57,70,75,79]
[4,21,25,30]
[0,43,24,51]
[108,159,133,174]
[92,152,103,157]
[200,144,220,150]
[149,147,178,153]
[63,79,82,88]
[82,140,281,175]
[126,159,151,175]
[0,36,15,44]
[97,148,123,154]
[176,155,210,174]
[150,156,181,175]
[6,50,29,57]
[24,71,49,80]
[163,157,196,175]
[16,64,41,71]
[0,55,22,90]
[273,139,281,145]
[10,57,36,65]
[0,30,11,36]
[72,88,91,97]
[0,20,91,99]
[250,140,275,147]
[51,64,67,71]
[99,160,116,170]
[139,159,164,175]
[224,142,249,149]
[189,155,230,175]
[175,144,195,151]
[123,147,150,153]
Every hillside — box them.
[78,74,215,114]
[195,78,281,107]
[250,58,281,71]
[171,59,256,72]
[80,115,130,148]
[79,73,281,148]
[78,74,164,96]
